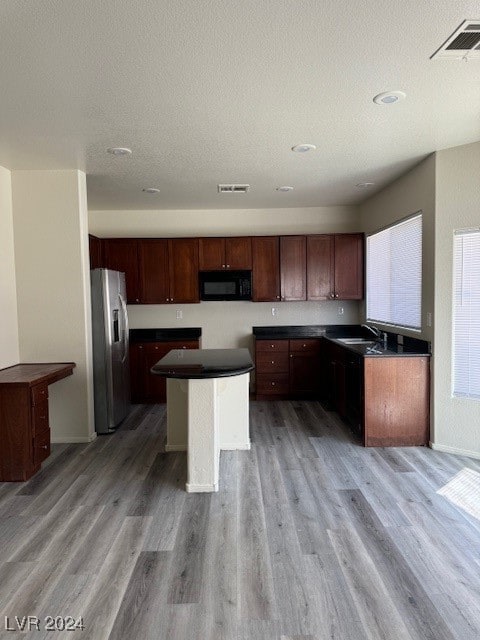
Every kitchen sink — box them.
[336,338,377,345]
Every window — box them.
[366,212,422,331]
[453,230,480,399]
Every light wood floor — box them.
[1,401,480,639]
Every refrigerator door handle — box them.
[119,293,129,364]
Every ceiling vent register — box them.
[218,184,250,193]
[431,20,480,60]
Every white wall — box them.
[434,141,480,458]
[90,205,361,347]
[0,166,20,368]
[12,170,95,443]
[89,205,358,238]
[358,155,436,343]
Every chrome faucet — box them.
[361,324,381,338]
[362,324,388,349]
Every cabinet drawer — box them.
[31,383,48,406]
[289,339,322,354]
[255,340,288,353]
[255,352,289,373]
[256,373,289,394]
[33,428,50,466]
[32,402,49,436]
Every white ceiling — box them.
[1,1,479,210]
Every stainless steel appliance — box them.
[199,270,252,301]
[90,269,130,434]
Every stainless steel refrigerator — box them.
[90,269,130,434]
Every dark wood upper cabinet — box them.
[306,235,334,300]
[88,235,103,270]
[95,233,362,305]
[225,237,252,269]
[306,233,363,301]
[168,238,199,303]
[103,239,140,303]
[199,238,224,270]
[199,237,252,270]
[138,239,170,304]
[280,236,306,301]
[252,236,280,302]
[334,234,363,300]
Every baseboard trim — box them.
[186,482,218,493]
[165,444,187,452]
[221,441,251,450]
[51,433,97,444]
[430,441,480,460]
[166,442,251,452]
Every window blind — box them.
[453,230,480,399]
[366,213,422,330]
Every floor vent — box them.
[431,20,480,60]
[218,184,250,193]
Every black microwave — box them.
[199,270,252,301]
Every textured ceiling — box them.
[1,0,479,210]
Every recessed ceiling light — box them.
[107,147,132,156]
[142,187,160,194]
[292,143,316,153]
[373,91,406,105]
[355,182,375,188]
[276,186,294,192]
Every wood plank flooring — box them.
[1,401,480,639]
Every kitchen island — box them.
[151,348,254,492]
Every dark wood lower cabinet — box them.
[255,338,323,400]
[325,341,430,446]
[0,363,76,481]
[130,340,200,403]
[256,336,430,447]
[363,356,430,446]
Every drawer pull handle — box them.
[271,382,276,386]
[271,360,275,364]
[42,445,48,449]
[303,343,306,347]
[40,416,46,420]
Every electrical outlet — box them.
[271,307,277,317]
[176,309,183,320]
[337,306,344,315]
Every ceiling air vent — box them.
[218,184,250,193]
[431,20,480,60]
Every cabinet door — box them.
[252,237,280,302]
[199,238,225,270]
[280,236,306,301]
[143,343,171,402]
[334,234,363,300]
[168,239,200,303]
[129,344,141,403]
[225,237,252,270]
[306,235,334,300]
[139,239,170,304]
[89,235,104,269]
[103,239,140,304]
[289,339,322,398]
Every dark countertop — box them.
[326,337,430,358]
[130,328,202,343]
[151,348,254,379]
[253,325,430,357]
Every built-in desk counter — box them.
[0,363,76,481]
